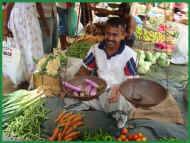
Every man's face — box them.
[104,25,125,48]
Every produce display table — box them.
[38,64,187,141]
[3,64,188,141]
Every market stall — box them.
[2,2,188,142]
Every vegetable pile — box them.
[76,35,104,43]
[136,49,170,75]
[4,100,49,141]
[66,41,94,59]
[49,111,84,141]
[3,88,46,127]
[115,128,147,142]
[36,53,67,77]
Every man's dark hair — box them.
[119,3,131,16]
[106,17,126,30]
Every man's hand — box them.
[108,85,121,103]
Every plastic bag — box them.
[67,7,78,37]
[3,38,25,85]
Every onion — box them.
[90,88,97,96]
[63,82,81,92]
[85,79,99,88]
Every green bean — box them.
[4,100,48,141]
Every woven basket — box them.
[33,73,61,96]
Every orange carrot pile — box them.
[48,111,84,141]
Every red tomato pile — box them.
[115,128,147,142]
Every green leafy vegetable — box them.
[66,41,93,59]
[4,99,49,141]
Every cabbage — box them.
[138,66,148,74]
[150,57,157,64]
[145,51,153,61]
[143,61,152,69]
[158,58,170,67]
[159,53,167,60]
[137,61,151,74]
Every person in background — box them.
[90,3,138,47]
[80,3,93,27]
[118,3,137,47]
[172,3,187,22]
[36,3,58,54]
[56,3,73,50]
[3,3,44,85]
[172,3,186,14]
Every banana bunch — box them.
[135,27,174,44]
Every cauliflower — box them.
[36,56,48,72]
[46,57,61,76]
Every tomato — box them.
[121,128,128,135]
[127,135,133,140]
[133,134,139,140]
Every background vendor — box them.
[90,3,138,47]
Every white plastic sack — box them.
[65,57,82,80]
[171,23,188,64]
[3,38,25,86]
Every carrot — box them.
[59,119,83,130]
[73,121,84,128]
[66,113,79,121]
[70,115,83,123]
[60,112,73,121]
[62,123,71,137]
[58,122,67,128]
[48,127,59,141]
[57,112,73,124]
[59,114,76,124]
[63,131,80,141]
[55,111,65,123]
[65,127,74,135]
[70,117,83,126]
[57,132,63,141]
